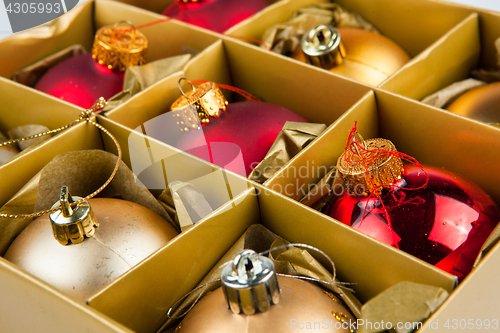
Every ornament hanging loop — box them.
[0,97,123,220]
[60,187,74,218]
[178,77,196,98]
[111,20,137,43]
[351,131,368,157]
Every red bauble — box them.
[325,164,498,280]
[175,101,307,177]
[162,0,269,33]
[34,54,124,109]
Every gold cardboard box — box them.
[0,0,222,80]
[2,0,500,333]
[267,88,500,332]
[0,0,223,207]
[224,0,476,88]
[381,2,500,100]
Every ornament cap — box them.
[92,21,148,72]
[221,249,280,315]
[49,186,99,246]
[171,79,228,130]
[337,133,404,196]
[300,25,346,69]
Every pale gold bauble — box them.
[4,197,178,301]
[0,130,18,165]
[176,276,356,333]
[446,82,500,123]
[293,27,410,86]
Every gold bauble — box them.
[446,82,500,123]
[0,130,18,165]
[293,26,410,86]
[176,276,355,333]
[4,196,178,301]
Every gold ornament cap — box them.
[221,249,280,315]
[300,25,346,69]
[171,78,228,130]
[92,21,148,72]
[49,186,99,246]
[337,133,403,196]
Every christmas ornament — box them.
[171,80,307,177]
[162,0,269,33]
[174,249,355,332]
[446,82,500,124]
[34,21,148,109]
[4,186,178,301]
[0,131,18,165]
[292,25,410,86]
[323,128,498,281]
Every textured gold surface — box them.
[171,82,228,128]
[337,137,403,196]
[92,22,148,72]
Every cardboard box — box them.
[381,2,500,100]
[0,0,223,206]
[0,72,96,207]
[0,87,255,333]
[225,0,475,88]
[0,0,222,103]
[266,88,500,332]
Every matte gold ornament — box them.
[175,250,355,332]
[446,81,500,124]
[293,25,410,86]
[4,187,178,301]
[92,21,148,72]
[0,130,18,165]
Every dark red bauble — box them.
[175,101,307,177]
[325,164,498,280]
[162,0,269,33]
[34,54,124,109]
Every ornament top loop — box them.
[49,186,99,246]
[300,25,346,69]
[171,79,228,129]
[92,21,148,72]
[351,131,368,157]
[0,97,123,220]
[178,77,196,98]
[111,20,137,41]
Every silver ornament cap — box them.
[49,186,98,245]
[300,25,346,69]
[221,249,280,315]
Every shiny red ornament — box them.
[34,54,124,109]
[162,0,269,33]
[175,101,307,177]
[326,164,498,281]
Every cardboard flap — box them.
[380,13,481,100]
